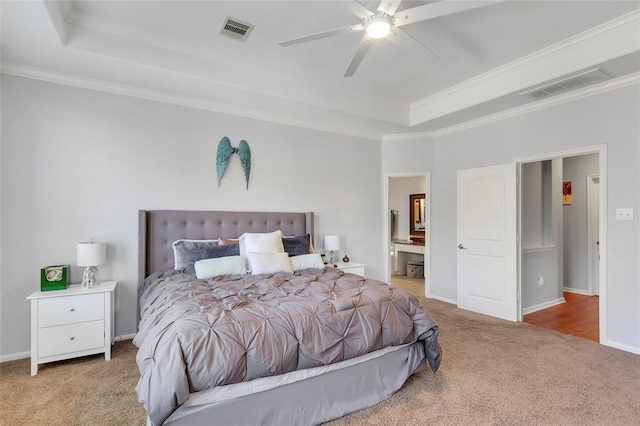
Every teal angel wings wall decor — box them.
[216,137,251,189]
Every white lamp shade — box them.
[77,242,107,267]
[324,234,340,252]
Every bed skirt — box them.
[160,341,426,426]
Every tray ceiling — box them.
[1,1,639,139]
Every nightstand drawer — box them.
[38,293,104,327]
[331,262,366,277]
[342,266,365,276]
[38,320,105,357]
[28,281,117,375]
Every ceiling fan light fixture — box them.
[365,16,392,39]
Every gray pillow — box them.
[172,239,240,276]
[283,234,312,257]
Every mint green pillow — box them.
[194,256,247,279]
[290,253,325,272]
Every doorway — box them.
[385,173,430,298]
[519,150,604,343]
[456,145,607,343]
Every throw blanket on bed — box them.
[134,268,441,425]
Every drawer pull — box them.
[70,337,75,340]
[70,308,75,312]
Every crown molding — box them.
[382,131,436,142]
[0,62,380,141]
[410,9,640,126]
[4,61,636,144]
[432,71,640,137]
[383,72,640,141]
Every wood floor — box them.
[523,292,599,342]
[391,276,599,343]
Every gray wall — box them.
[562,153,599,293]
[0,75,383,357]
[522,162,546,246]
[389,176,427,242]
[521,159,563,312]
[383,84,640,352]
[2,75,638,357]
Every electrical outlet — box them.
[616,208,634,221]
[537,275,544,287]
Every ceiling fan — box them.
[279,0,503,77]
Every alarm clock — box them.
[40,265,69,291]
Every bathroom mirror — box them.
[409,193,426,243]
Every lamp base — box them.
[81,266,100,289]
[329,250,337,264]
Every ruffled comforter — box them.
[134,267,441,425]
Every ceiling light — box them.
[365,16,392,39]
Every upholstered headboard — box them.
[138,210,314,283]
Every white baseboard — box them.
[115,333,136,342]
[563,287,592,296]
[522,297,566,315]
[427,294,457,305]
[602,339,640,355]
[0,351,30,363]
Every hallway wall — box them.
[562,154,599,293]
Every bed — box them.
[135,210,441,426]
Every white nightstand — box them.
[330,262,366,277]
[26,281,117,375]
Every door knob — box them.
[458,244,466,250]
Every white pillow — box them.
[239,230,284,258]
[194,256,247,279]
[290,253,325,272]
[246,251,293,275]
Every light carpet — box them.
[1,298,638,425]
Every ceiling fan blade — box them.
[344,35,374,77]
[385,27,440,63]
[376,0,403,16]
[279,24,364,47]
[354,0,380,15]
[348,1,375,19]
[395,0,505,28]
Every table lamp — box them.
[324,234,340,264]
[77,240,107,289]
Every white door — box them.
[457,163,518,321]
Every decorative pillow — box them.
[246,251,293,275]
[282,234,312,257]
[194,256,247,279]
[239,230,284,258]
[290,253,325,272]
[218,237,239,246]
[172,239,239,275]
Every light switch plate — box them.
[615,208,634,221]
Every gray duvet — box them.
[134,267,441,426]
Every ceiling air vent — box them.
[220,17,254,42]
[520,68,611,100]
